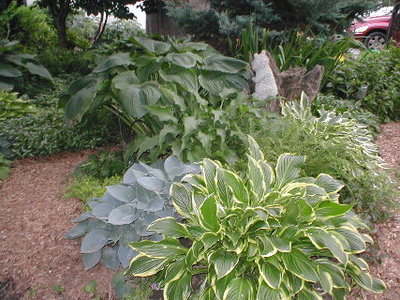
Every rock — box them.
[251,50,279,101]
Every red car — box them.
[349,6,392,49]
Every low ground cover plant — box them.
[127,137,385,299]
[66,156,199,270]
[0,88,35,120]
[248,95,397,223]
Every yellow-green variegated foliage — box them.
[127,136,385,300]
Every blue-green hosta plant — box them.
[61,36,251,163]
[127,137,385,299]
[66,156,199,270]
[0,39,52,90]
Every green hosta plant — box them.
[0,39,52,90]
[127,137,385,299]
[66,156,199,270]
[61,36,251,163]
[0,88,35,121]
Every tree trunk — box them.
[54,14,69,48]
[93,13,109,44]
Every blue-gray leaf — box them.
[92,202,118,220]
[137,177,165,193]
[107,185,135,203]
[83,250,102,270]
[118,245,138,269]
[108,204,139,225]
[101,246,120,270]
[81,229,110,253]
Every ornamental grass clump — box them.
[127,137,385,299]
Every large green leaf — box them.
[315,201,352,219]
[64,80,99,121]
[256,282,280,300]
[134,36,171,54]
[203,55,248,74]
[275,154,306,189]
[159,67,198,92]
[0,63,22,77]
[94,53,133,72]
[223,170,249,205]
[24,62,53,80]
[258,261,282,289]
[129,238,187,259]
[126,255,169,277]
[209,251,239,278]
[282,249,319,282]
[199,72,249,95]
[147,217,189,238]
[164,273,192,300]
[199,195,220,232]
[223,277,255,300]
[81,229,110,254]
[163,53,197,68]
[145,104,178,123]
[247,156,266,200]
[171,183,193,218]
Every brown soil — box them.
[0,151,115,299]
[0,124,399,300]
[350,122,400,300]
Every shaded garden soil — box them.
[350,122,400,300]
[0,151,115,299]
[0,124,399,300]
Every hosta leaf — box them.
[164,273,192,300]
[318,271,333,294]
[349,255,368,270]
[202,159,219,194]
[258,261,282,289]
[137,196,166,212]
[317,261,347,288]
[81,229,110,254]
[0,63,22,77]
[126,255,169,277]
[145,105,178,123]
[160,259,186,286]
[315,201,352,219]
[147,217,189,238]
[198,72,249,95]
[64,82,99,122]
[314,174,344,194]
[24,62,52,80]
[164,156,184,180]
[209,251,239,278]
[134,36,171,54]
[307,229,348,265]
[94,53,133,72]
[83,250,102,270]
[256,282,280,300]
[259,161,275,190]
[216,169,233,207]
[203,55,248,73]
[258,235,277,258]
[163,53,197,68]
[106,185,135,203]
[159,67,198,92]
[129,238,187,258]
[201,232,220,251]
[118,245,138,269]
[275,154,305,189]
[247,135,264,161]
[247,156,265,200]
[101,246,120,270]
[296,288,323,300]
[65,222,88,239]
[336,228,366,252]
[171,183,193,218]
[269,237,291,253]
[350,270,386,293]
[108,204,139,225]
[223,170,249,205]
[183,115,203,138]
[282,249,319,282]
[112,273,134,299]
[137,177,165,193]
[199,195,220,232]
[223,277,254,300]
[211,273,236,300]
[160,86,186,111]
[92,201,119,220]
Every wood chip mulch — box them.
[0,151,115,299]
[0,123,399,300]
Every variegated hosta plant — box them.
[127,137,385,300]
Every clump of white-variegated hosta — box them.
[65,156,199,271]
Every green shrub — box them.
[66,157,199,270]
[74,150,127,180]
[0,107,121,159]
[61,36,252,163]
[127,137,385,299]
[249,94,397,222]
[0,88,35,120]
[326,47,400,121]
[0,153,11,181]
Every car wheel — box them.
[365,32,387,50]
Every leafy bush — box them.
[61,36,252,163]
[66,156,199,270]
[127,137,385,299]
[0,107,120,159]
[74,150,127,180]
[249,94,397,222]
[0,39,52,90]
[326,47,400,121]
[0,153,11,181]
[0,88,35,120]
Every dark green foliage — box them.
[62,36,252,163]
[0,88,35,120]
[66,156,199,270]
[0,153,11,181]
[167,0,379,41]
[247,95,398,223]
[74,150,127,180]
[325,47,400,122]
